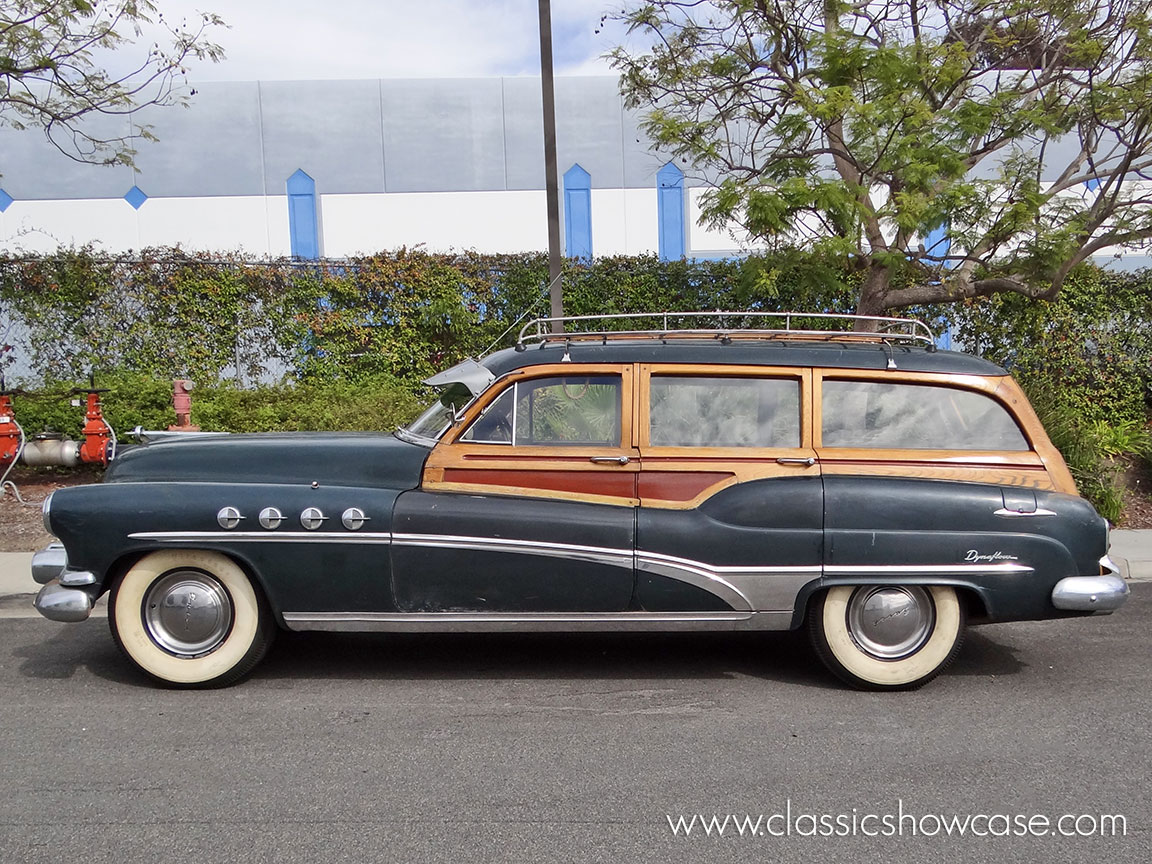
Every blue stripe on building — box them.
[657,162,685,260]
[563,163,592,259]
[287,169,320,259]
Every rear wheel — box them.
[808,585,965,690]
[109,550,274,688]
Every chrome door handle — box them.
[590,456,630,465]
[776,457,816,466]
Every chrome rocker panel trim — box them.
[282,610,794,632]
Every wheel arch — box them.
[102,546,284,627]
[789,577,993,630]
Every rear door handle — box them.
[776,457,816,466]
[590,456,630,465]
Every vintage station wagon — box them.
[31,312,1129,689]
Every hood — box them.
[104,432,431,490]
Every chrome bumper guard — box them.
[31,543,67,585]
[1051,557,1129,613]
[31,543,97,623]
[34,581,94,623]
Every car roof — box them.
[481,339,1007,378]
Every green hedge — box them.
[3,246,1150,519]
[9,372,422,438]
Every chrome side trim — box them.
[391,533,634,570]
[127,531,395,544]
[636,550,821,612]
[282,610,793,632]
[994,508,1058,518]
[825,562,1034,576]
[1052,574,1129,613]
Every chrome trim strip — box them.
[127,531,395,544]
[994,508,1058,518]
[637,550,821,612]
[637,549,821,576]
[282,610,793,632]
[391,533,634,569]
[825,562,1034,575]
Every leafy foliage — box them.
[611,0,1152,314]
[0,1,224,165]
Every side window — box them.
[459,375,622,446]
[821,380,1030,451]
[649,376,800,447]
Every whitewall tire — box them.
[809,585,966,690]
[109,550,274,688]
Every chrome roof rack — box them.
[515,311,936,349]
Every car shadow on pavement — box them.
[12,620,1026,690]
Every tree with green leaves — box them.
[611,0,1152,315]
[1,1,223,166]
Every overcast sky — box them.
[134,1,633,80]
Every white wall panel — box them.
[0,199,139,253]
[588,189,660,256]
[137,196,276,254]
[686,187,750,256]
[320,191,549,256]
[623,188,659,255]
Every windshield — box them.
[403,382,475,441]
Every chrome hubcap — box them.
[143,570,233,657]
[846,586,934,660]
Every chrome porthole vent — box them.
[216,506,244,530]
[341,508,368,531]
[300,507,327,530]
[258,507,284,530]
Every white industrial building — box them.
[0,77,747,260]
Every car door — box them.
[391,365,639,613]
[633,365,823,625]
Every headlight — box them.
[41,491,54,536]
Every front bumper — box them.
[30,543,98,623]
[1051,556,1130,613]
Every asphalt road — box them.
[1,587,1149,864]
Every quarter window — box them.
[821,380,1029,450]
[460,375,622,446]
[648,376,800,447]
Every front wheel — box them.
[109,550,275,688]
[808,585,966,691]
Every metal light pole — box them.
[538,0,564,331]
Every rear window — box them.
[649,376,800,447]
[821,380,1029,451]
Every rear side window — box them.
[821,380,1029,451]
[649,376,800,447]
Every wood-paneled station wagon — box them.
[32,312,1128,689]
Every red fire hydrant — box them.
[168,379,200,431]
[0,391,23,468]
[78,387,114,465]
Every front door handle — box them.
[776,457,816,466]
[590,456,630,465]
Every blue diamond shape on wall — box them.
[124,185,148,209]
[0,188,12,213]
